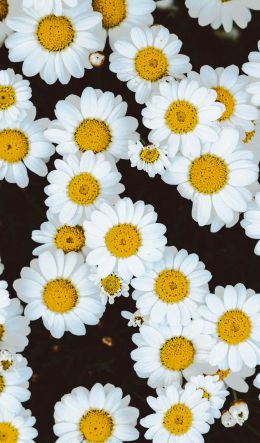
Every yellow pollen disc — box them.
[105,223,141,258]
[217,309,251,345]
[1,360,13,371]
[0,0,8,21]
[36,15,75,52]
[140,146,160,164]
[165,100,198,134]
[74,119,112,153]
[0,129,29,164]
[0,86,15,111]
[189,154,228,194]
[0,422,18,443]
[215,368,230,380]
[0,324,4,341]
[42,278,78,313]
[54,225,85,253]
[201,389,211,400]
[101,274,121,296]
[0,375,4,393]
[163,403,192,435]
[92,0,126,29]
[243,129,255,144]
[135,47,168,82]
[160,337,195,371]
[67,173,100,206]
[213,86,235,121]
[79,409,114,442]
[155,269,189,304]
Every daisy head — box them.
[0,407,38,443]
[128,140,170,177]
[0,0,20,46]
[241,191,260,256]
[121,310,145,327]
[0,298,30,353]
[110,25,191,104]
[44,87,139,159]
[13,250,105,339]
[85,197,167,280]
[243,40,260,106]
[0,68,32,124]
[23,0,78,15]
[45,151,124,226]
[89,266,130,305]
[53,383,139,442]
[142,78,224,158]
[242,118,260,163]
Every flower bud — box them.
[221,410,236,428]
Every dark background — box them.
[1,1,260,441]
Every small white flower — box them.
[89,267,130,305]
[0,297,30,353]
[241,118,260,163]
[243,40,260,106]
[0,349,15,371]
[128,140,170,177]
[0,0,21,47]
[229,400,249,426]
[0,407,38,443]
[241,191,260,256]
[0,280,10,322]
[253,373,260,399]
[121,310,145,327]
[0,68,32,124]
[221,410,237,428]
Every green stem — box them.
[232,389,238,401]
[246,422,260,438]
[140,138,146,146]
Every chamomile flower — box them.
[241,191,260,255]
[45,151,124,226]
[0,280,10,322]
[85,197,167,280]
[0,107,54,188]
[121,310,145,327]
[253,373,260,399]
[0,298,30,353]
[5,0,106,85]
[242,118,260,163]
[142,79,224,158]
[89,267,130,305]
[109,25,191,104]
[23,0,78,14]
[243,41,260,106]
[13,250,105,339]
[162,127,258,232]
[131,319,213,388]
[44,87,138,159]
[128,140,170,177]
[0,0,20,46]
[53,383,139,442]
[0,69,32,124]
[0,407,38,443]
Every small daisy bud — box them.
[121,310,144,327]
[229,400,249,426]
[89,52,105,68]
[221,410,237,428]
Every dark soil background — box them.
[0,1,260,441]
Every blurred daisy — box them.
[45,151,124,226]
[132,246,211,326]
[45,87,138,159]
[241,191,260,255]
[243,40,260,106]
[0,68,32,124]
[110,25,191,104]
[242,118,260,163]
[253,373,260,399]
[53,383,139,442]
[0,407,38,443]
[0,0,20,46]
[23,0,78,14]
[0,298,30,353]
[89,267,130,305]
[121,310,145,327]
[0,257,4,275]
[0,280,10,322]
[5,0,106,84]
[128,140,170,177]
[0,107,54,188]
[142,79,224,158]
[85,197,167,280]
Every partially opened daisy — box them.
[109,25,191,104]
[0,0,20,46]
[0,407,38,443]
[0,280,10,322]
[23,0,78,14]
[53,383,139,442]
[243,41,260,106]
[142,79,224,158]
[0,298,30,353]
[0,68,32,124]
[128,140,170,177]
[44,87,138,159]
[121,310,145,327]
[241,191,260,255]
[131,246,211,326]
[45,151,124,226]
[5,0,106,84]
[85,197,167,280]
[89,267,130,305]
[14,250,105,339]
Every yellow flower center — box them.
[92,0,126,29]
[215,368,231,380]
[54,225,85,253]
[67,173,100,206]
[213,86,235,121]
[105,223,141,258]
[36,15,75,52]
[0,324,4,341]
[0,0,8,21]
[79,409,114,442]
[135,47,168,82]
[189,154,228,194]
[140,146,160,164]
[217,309,251,345]
[74,119,112,153]
[165,100,198,134]
[101,274,121,296]
[155,269,189,303]
[42,278,78,313]
[0,129,29,163]
[0,86,15,111]
[163,403,192,435]
[0,375,4,393]
[160,337,195,371]
[243,129,256,144]
[201,389,211,400]
[1,360,13,371]
[0,422,18,443]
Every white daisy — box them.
[45,151,124,226]
[0,0,21,47]
[109,25,191,104]
[253,373,260,399]
[23,0,78,15]
[162,127,258,232]
[229,400,249,426]
[141,383,210,442]
[0,280,10,322]
[5,0,106,85]
[85,197,167,280]
[241,191,260,255]
[44,87,139,159]
[121,310,145,327]
[0,407,38,443]
[200,283,260,372]
[14,250,106,339]
[0,349,15,371]
[188,65,258,132]
[89,267,130,305]
[243,41,260,106]
[128,140,170,177]
[0,107,54,188]
[0,298,30,353]
[241,118,260,163]
[0,68,32,124]
[131,319,214,388]
[142,78,224,158]
[53,383,139,442]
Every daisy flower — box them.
[5,0,106,85]
[0,280,10,322]
[0,0,20,46]
[89,267,130,305]
[162,127,258,232]
[229,400,249,426]
[131,319,214,388]
[188,65,258,132]
[128,140,170,177]
[142,79,224,158]
[132,246,211,327]
[241,191,260,255]
[14,250,105,339]
[109,25,191,104]
[243,41,260,106]
[45,151,124,226]
[0,349,15,371]
[242,118,260,163]
[23,0,78,14]
[121,310,145,327]
[200,283,260,372]
[85,197,167,280]
[141,383,210,442]
[253,373,260,399]
[0,68,32,124]
[0,407,38,443]
[0,107,54,188]
[221,410,237,428]
[44,87,138,159]
[0,298,30,353]
[53,383,139,442]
